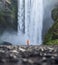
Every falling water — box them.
[18,0,43,45]
[0,0,58,45]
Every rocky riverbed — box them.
[0,45,58,65]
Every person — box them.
[26,40,30,45]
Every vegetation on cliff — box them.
[44,8,58,45]
[0,0,18,33]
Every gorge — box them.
[0,0,58,45]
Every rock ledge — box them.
[0,45,58,65]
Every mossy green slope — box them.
[44,8,58,45]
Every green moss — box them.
[46,39,58,45]
[44,8,58,45]
[0,0,18,31]
[51,8,58,21]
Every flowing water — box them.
[18,0,43,45]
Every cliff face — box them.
[43,0,58,39]
[0,0,18,34]
[44,8,58,45]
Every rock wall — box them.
[0,0,18,34]
[44,8,58,45]
[42,0,58,39]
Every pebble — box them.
[0,45,58,65]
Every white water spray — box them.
[18,0,43,45]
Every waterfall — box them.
[0,0,43,45]
[18,0,43,45]
[1,0,58,45]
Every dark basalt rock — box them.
[0,45,58,65]
[54,57,58,64]
[1,42,12,45]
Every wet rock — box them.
[48,47,54,52]
[1,42,12,45]
[8,54,19,63]
[19,47,26,52]
[0,59,6,63]
[0,45,58,65]
[54,57,58,64]
[44,53,52,58]
[42,57,47,62]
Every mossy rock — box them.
[46,39,58,45]
[51,8,58,21]
[0,0,18,31]
[44,8,58,45]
